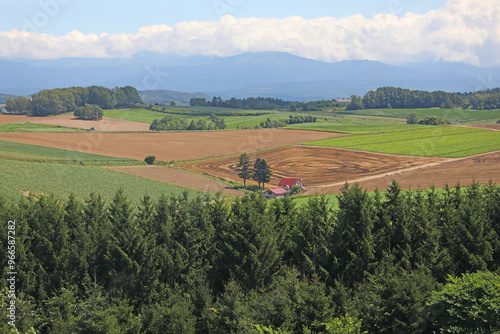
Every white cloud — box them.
[1,0,499,66]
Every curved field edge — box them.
[303,126,500,157]
[0,159,200,203]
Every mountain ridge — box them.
[1,52,499,101]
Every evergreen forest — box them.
[1,181,500,333]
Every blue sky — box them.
[0,0,499,67]
[1,0,449,35]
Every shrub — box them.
[497,119,500,124]
[418,116,448,125]
[144,155,156,165]
[406,112,420,124]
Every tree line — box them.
[190,96,335,111]
[347,86,500,111]
[5,86,142,117]
[150,115,227,131]
[1,180,499,333]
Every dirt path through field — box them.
[105,166,244,196]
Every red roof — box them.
[268,188,288,195]
[278,178,301,187]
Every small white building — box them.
[264,188,288,199]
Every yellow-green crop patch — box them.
[304,126,500,157]
[0,159,200,203]
[0,140,138,165]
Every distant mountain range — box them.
[1,52,499,102]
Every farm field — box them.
[0,140,137,165]
[309,150,500,194]
[106,166,244,197]
[178,145,450,189]
[105,108,298,130]
[305,126,500,157]
[339,108,500,121]
[0,159,199,203]
[0,114,150,131]
[0,129,340,162]
[179,145,500,195]
[288,118,426,134]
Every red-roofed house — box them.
[278,178,306,191]
[264,188,288,199]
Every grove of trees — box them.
[1,180,500,333]
[73,104,104,120]
[236,154,273,189]
[5,86,142,116]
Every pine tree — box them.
[236,153,253,188]
[253,158,273,189]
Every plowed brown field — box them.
[179,145,451,190]
[105,166,244,196]
[0,114,149,131]
[0,129,341,162]
[330,150,500,194]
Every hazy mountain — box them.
[138,90,210,105]
[0,93,19,104]
[0,52,498,101]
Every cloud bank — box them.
[1,0,499,66]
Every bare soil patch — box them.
[0,129,340,162]
[460,124,500,131]
[0,114,149,131]
[179,145,450,190]
[338,150,500,194]
[105,166,244,196]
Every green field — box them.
[305,126,500,157]
[105,108,303,130]
[340,108,500,122]
[0,122,82,133]
[288,117,428,134]
[0,159,200,203]
[0,140,138,165]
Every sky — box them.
[1,0,499,66]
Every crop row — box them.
[305,127,500,157]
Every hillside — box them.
[0,93,18,104]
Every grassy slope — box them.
[0,140,138,165]
[0,123,83,133]
[304,126,500,157]
[0,159,200,204]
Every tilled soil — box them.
[0,114,150,131]
[105,166,244,196]
[0,129,341,162]
[179,145,452,190]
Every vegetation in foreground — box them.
[1,181,499,333]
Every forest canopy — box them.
[1,181,499,333]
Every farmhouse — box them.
[263,188,288,199]
[332,98,352,103]
[264,178,306,199]
[278,178,306,191]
